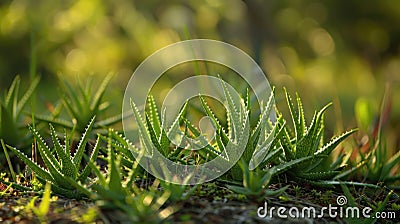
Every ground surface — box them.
[0,181,399,223]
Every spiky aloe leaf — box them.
[215,131,228,160]
[305,103,331,143]
[278,90,357,183]
[181,117,220,159]
[295,103,330,159]
[166,101,188,147]
[227,185,253,195]
[39,150,73,190]
[107,131,125,195]
[199,95,221,130]
[258,147,283,169]
[6,145,54,182]
[284,88,301,140]
[271,154,326,176]
[34,139,73,190]
[49,124,77,179]
[131,99,155,156]
[250,124,286,170]
[281,127,295,161]
[229,159,278,196]
[159,129,170,157]
[145,114,163,153]
[295,92,306,139]
[10,120,99,198]
[108,131,138,161]
[245,88,251,114]
[28,125,60,170]
[248,88,275,154]
[77,135,101,183]
[295,124,323,159]
[315,129,358,156]
[248,116,284,170]
[220,78,243,141]
[147,95,162,137]
[72,116,96,165]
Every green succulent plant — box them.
[35,74,122,134]
[88,131,174,223]
[128,77,269,188]
[279,89,357,183]
[223,89,324,195]
[6,117,100,199]
[227,159,288,198]
[0,75,40,148]
[101,130,142,174]
[129,79,323,195]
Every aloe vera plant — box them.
[127,77,263,186]
[35,74,122,133]
[279,89,357,183]
[0,75,40,148]
[6,117,100,199]
[88,131,174,223]
[225,101,320,196]
[129,79,317,195]
[130,81,248,165]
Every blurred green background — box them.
[0,0,399,152]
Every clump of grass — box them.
[352,87,400,188]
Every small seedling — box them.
[26,182,52,224]
[227,159,288,198]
